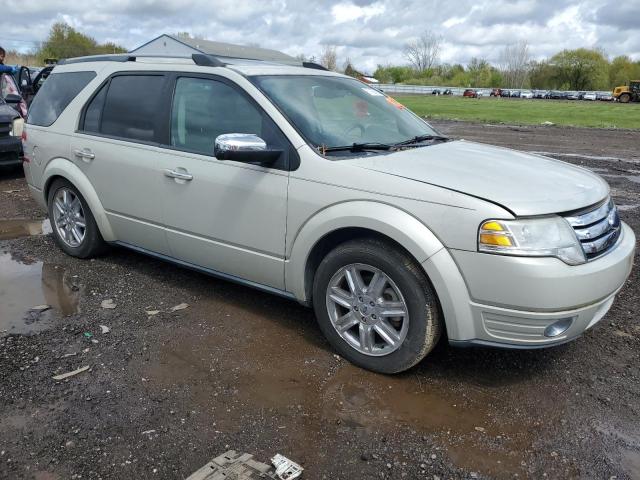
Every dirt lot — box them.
[0,121,638,480]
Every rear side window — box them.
[27,71,96,126]
[99,75,165,142]
[83,84,107,133]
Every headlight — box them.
[10,117,24,137]
[478,217,585,265]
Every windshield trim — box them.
[248,73,443,159]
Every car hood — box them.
[349,140,609,216]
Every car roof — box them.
[56,53,345,79]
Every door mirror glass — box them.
[214,133,282,164]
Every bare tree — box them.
[498,41,531,88]
[319,44,338,71]
[403,30,442,72]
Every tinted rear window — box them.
[82,84,107,133]
[99,75,165,142]
[27,71,96,127]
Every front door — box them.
[156,75,292,290]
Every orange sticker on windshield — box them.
[386,97,405,109]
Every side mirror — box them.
[214,133,282,164]
[5,93,22,104]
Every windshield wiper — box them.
[393,134,450,147]
[321,142,393,154]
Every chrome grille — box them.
[565,199,621,260]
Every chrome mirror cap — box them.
[214,133,267,154]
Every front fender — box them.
[286,200,445,302]
[43,158,116,241]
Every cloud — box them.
[0,0,637,73]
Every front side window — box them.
[27,71,96,126]
[251,75,439,153]
[170,76,280,156]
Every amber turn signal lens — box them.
[481,221,504,231]
[479,233,513,246]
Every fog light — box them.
[544,317,574,337]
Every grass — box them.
[394,95,640,129]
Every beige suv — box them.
[23,53,635,373]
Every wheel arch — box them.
[43,159,115,241]
[286,201,445,305]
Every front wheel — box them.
[313,238,442,374]
[619,93,631,103]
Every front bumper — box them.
[451,289,617,348]
[0,135,22,166]
[423,222,635,348]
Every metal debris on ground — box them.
[31,304,51,312]
[271,454,303,480]
[186,450,281,480]
[101,299,116,309]
[170,303,189,312]
[100,325,110,334]
[52,365,90,381]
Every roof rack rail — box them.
[59,54,136,65]
[58,53,331,71]
[303,62,328,71]
[191,54,226,67]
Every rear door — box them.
[155,74,293,289]
[69,73,172,254]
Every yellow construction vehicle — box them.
[613,80,640,103]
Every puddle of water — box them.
[602,173,640,184]
[617,204,640,211]
[531,151,640,164]
[622,449,640,479]
[0,218,51,240]
[0,253,80,335]
[143,300,541,478]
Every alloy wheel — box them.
[325,263,409,356]
[53,187,86,248]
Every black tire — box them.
[312,238,442,374]
[47,178,108,258]
[619,93,631,104]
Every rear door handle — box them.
[74,148,95,161]
[164,168,193,181]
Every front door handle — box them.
[74,148,95,161]
[164,168,193,181]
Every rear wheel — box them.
[47,179,107,258]
[619,93,631,103]
[313,238,442,374]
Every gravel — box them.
[0,121,638,479]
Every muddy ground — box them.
[0,121,638,480]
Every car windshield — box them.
[251,75,439,153]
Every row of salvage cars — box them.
[462,88,615,101]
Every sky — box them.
[0,0,638,72]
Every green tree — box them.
[37,22,126,62]
[529,60,557,89]
[373,65,415,83]
[609,55,640,88]
[466,58,501,87]
[549,48,609,90]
